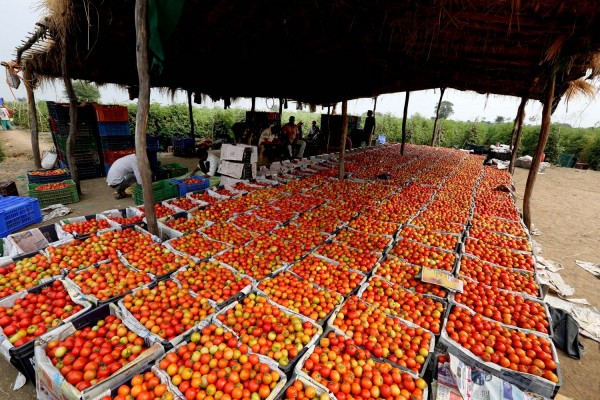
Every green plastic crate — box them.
[28,179,80,208]
[132,180,178,205]
[161,163,188,178]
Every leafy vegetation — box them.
[66,81,101,103]
[435,101,454,119]
[4,100,600,169]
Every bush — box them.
[6,99,600,169]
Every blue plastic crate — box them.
[172,137,195,157]
[98,122,130,137]
[147,136,160,151]
[169,177,210,196]
[100,135,135,150]
[104,163,111,175]
[147,150,158,168]
[0,197,43,238]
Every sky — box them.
[2,0,599,128]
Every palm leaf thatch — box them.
[564,78,598,104]
[14,0,600,106]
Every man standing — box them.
[281,116,306,159]
[363,110,375,146]
[106,154,142,199]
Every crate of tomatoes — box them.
[169,176,210,196]
[439,303,562,398]
[0,278,92,383]
[94,365,175,400]
[154,322,287,400]
[34,303,164,400]
[293,329,429,400]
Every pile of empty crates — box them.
[47,102,161,180]
[47,102,104,179]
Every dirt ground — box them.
[1,129,599,399]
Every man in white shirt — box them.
[106,154,142,199]
[192,149,221,177]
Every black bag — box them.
[549,305,584,359]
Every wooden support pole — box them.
[326,106,331,153]
[509,97,528,175]
[135,0,158,235]
[24,68,41,169]
[278,98,283,122]
[61,38,80,195]
[523,68,556,230]
[401,91,410,155]
[188,90,195,139]
[431,88,445,147]
[251,97,256,113]
[338,100,348,179]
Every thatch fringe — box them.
[564,78,598,104]
[588,53,600,79]
[544,36,566,63]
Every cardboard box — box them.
[220,144,258,163]
[220,175,247,186]
[218,160,257,179]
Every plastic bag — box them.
[41,150,58,170]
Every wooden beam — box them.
[523,68,556,230]
[338,100,348,179]
[509,97,528,174]
[135,0,158,235]
[278,98,283,123]
[326,106,331,153]
[401,91,410,155]
[61,36,80,195]
[24,68,41,169]
[431,88,445,147]
[188,90,195,139]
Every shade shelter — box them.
[12,0,600,233]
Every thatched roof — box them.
[17,0,600,105]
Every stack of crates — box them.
[93,104,134,175]
[47,101,104,179]
[94,104,161,178]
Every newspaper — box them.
[575,260,600,278]
[435,355,548,400]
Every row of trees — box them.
[5,100,600,169]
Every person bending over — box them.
[191,148,221,177]
[106,154,142,199]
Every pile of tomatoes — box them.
[445,306,559,383]
[98,370,174,400]
[301,332,427,400]
[215,293,320,367]
[333,296,432,373]
[173,260,252,304]
[35,182,72,191]
[0,280,86,347]
[44,314,148,392]
[61,218,112,236]
[157,323,281,400]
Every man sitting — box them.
[281,116,306,159]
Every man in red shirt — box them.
[281,116,306,159]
